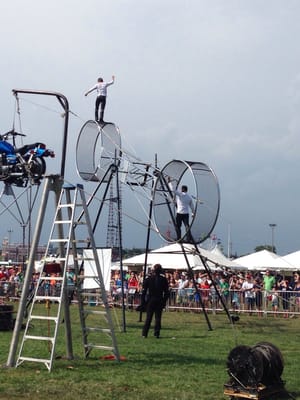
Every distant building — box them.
[1,238,47,263]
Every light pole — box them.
[7,229,13,244]
[269,223,277,253]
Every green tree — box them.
[254,244,276,254]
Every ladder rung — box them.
[84,310,106,316]
[24,335,54,342]
[85,327,111,333]
[58,204,74,208]
[18,356,51,364]
[49,239,69,243]
[81,291,101,296]
[54,220,72,224]
[29,315,58,321]
[85,344,114,351]
[49,257,66,262]
[40,277,63,281]
[35,296,61,302]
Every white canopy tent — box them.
[121,243,242,271]
[233,249,294,271]
[208,246,245,269]
[282,250,300,270]
[120,244,198,270]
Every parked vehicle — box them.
[0,129,54,186]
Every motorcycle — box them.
[0,129,55,187]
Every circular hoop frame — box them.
[76,120,121,183]
[152,160,220,244]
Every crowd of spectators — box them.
[110,268,300,317]
[1,263,300,317]
[0,265,23,300]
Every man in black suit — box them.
[141,264,169,339]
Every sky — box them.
[0,0,300,257]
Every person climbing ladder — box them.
[84,75,115,122]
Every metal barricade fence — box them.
[164,288,300,317]
[0,280,21,299]
[1,280,299,318]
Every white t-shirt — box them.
[169,182,194,214]
[86,80,114,97]
[242,281,255,298]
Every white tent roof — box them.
[282,250,300,270]
[122,243,241,270]
[122,243,198,270]
[233,249,294,271]
[208,246,244,268]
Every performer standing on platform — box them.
[141,264,169,339]
[168,177,195,242]
[84,75,115,122]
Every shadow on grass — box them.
[124,322,214,338]
[288,391,300,400]
[266,389,300,400]
[160,353,223,368]
[124,347,225,367]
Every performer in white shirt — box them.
[168,178,195,242]
[85,75,115,122]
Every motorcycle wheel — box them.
[29,157,46,182]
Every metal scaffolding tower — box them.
[106,175,122,261]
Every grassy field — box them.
[0,307,299,400]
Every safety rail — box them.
[1,282,300,318]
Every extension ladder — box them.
[16,183,120,371]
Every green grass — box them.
[0,307,299,400]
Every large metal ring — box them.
[152,160,220,244]
[76,120,121,183]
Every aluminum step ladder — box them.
[16,183,120,371]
